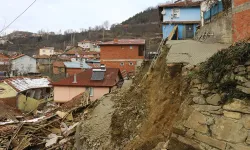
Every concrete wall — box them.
[163,7,201,22]
[232,0,250,42]
[11,55,37,75]
[91,87,110,101]
[195,11,233,43]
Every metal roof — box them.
[64,61,92,69]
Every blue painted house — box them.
[158,1,202,40]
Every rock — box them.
[246,133,250,145]
[210,117,248,143]
[223,111,242,119]
[205,117,215,125]
[245,61,250,66]
[194,132,227,150]
[190,88,199,93]
[184,111,209,134]
[153,142,165,150]
[223,98,250,114]
[186,129,195,138]
[235,76,248,82]
[234,65,246,73]
[201,84,209,90]
[247,66,250,72]
[193,96,206,105]
[192,105,221,111]
[192,79,201,84]
[193,84,202,89]
[236,86,250,94]
[207,73,213,83]
[201,90,211,95]
[243,82,250,88]
[227,143,250,150]
[242,115,250,129]
[206,94,221,106]
[238,71,247,75]
[172,125,186,136]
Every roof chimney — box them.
[72,74,77,83]
[114,38,118,44]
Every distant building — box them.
[78,40,101,52]
[51,66,123,102]
[53,61,65,75]
[39,47,55,56]
[11,54,37,76]
[99,39,146,76]
[158,1,201,39]
[64,61,92,77]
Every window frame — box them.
[120,62,124,66]
[129,62,134,66]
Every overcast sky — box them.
[0,0,167,34]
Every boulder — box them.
[190,88,199,94]
[242,115,250,129]
[193,96,206,105]
[192,105,221,111]
[193,84,202,89]
[223,111,242,119]
[243,81,250,88]
[192,79,201,84]
[235,76,248,82]
[246,134,250,145]
[227,143,250,150]
[245,61,250,66]
[223,98,250,114]
[201,90,211,95]
[211,117,248,143]
[238,71,247,75]
[185,129,195,138]
[194,133,226,150]
[234,65,246,72]
[184,111,209,134]
[247,66,250,72]
[237,86,250,94]
[206,94,221,106]
[201,84,209,90]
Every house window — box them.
[129,62,134,66]
[130,46,133,49]
[172,8,180,18]
[87,87,94,96]
[120,62,124,66]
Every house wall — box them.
[53,66,65,74]
[54,86,86,103]
[54,86,110,103]
[39,48,54,56]
[232,0,250,42]
[11,55,37,76]
[162,24,198,39]
[78,42,93,49]
[0,82,17,98]
[100,45,144,59]
[163,7,201,22]
[204,1,223,21]
[101,60,137,74]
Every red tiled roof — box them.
[82,51,100,55]
[11,54,25,60]
[99,39,146,46]
[51,68,123,87]
[158,1,201,8]
[53,61,65,68]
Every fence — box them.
[204,1,223,22]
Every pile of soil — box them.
[110,46,190,149]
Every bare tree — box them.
[102,20,110,41]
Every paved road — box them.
[166,40,230,65]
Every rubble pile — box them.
[166,42,250,150]
[0,92,90,150]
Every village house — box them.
[158,1,201,40]
[64,61,92,77]
[99,39,146,76]
[53,61,65,75]
[11,54,37,76]
[39,47,55,56]
[78,40,101,52]
[51,66,123,102]
[0,77,52,112]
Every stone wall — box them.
[167,63,250,150]
[195,11,232,44]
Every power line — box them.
[0,0,37,35]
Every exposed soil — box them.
[110,46,190,149]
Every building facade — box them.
[232,0,250,42]
[11,54,37,76]
[99,39,145,76]
[51,67,123,102]
[39,47,55,56]
[159,1,201,40]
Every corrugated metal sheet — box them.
[64,61,92,69]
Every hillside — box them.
[122,7,159,25]
[0,7,161,56]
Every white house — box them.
[11,54,37,76]
[39,47,55,56]
[78,40,93,49]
